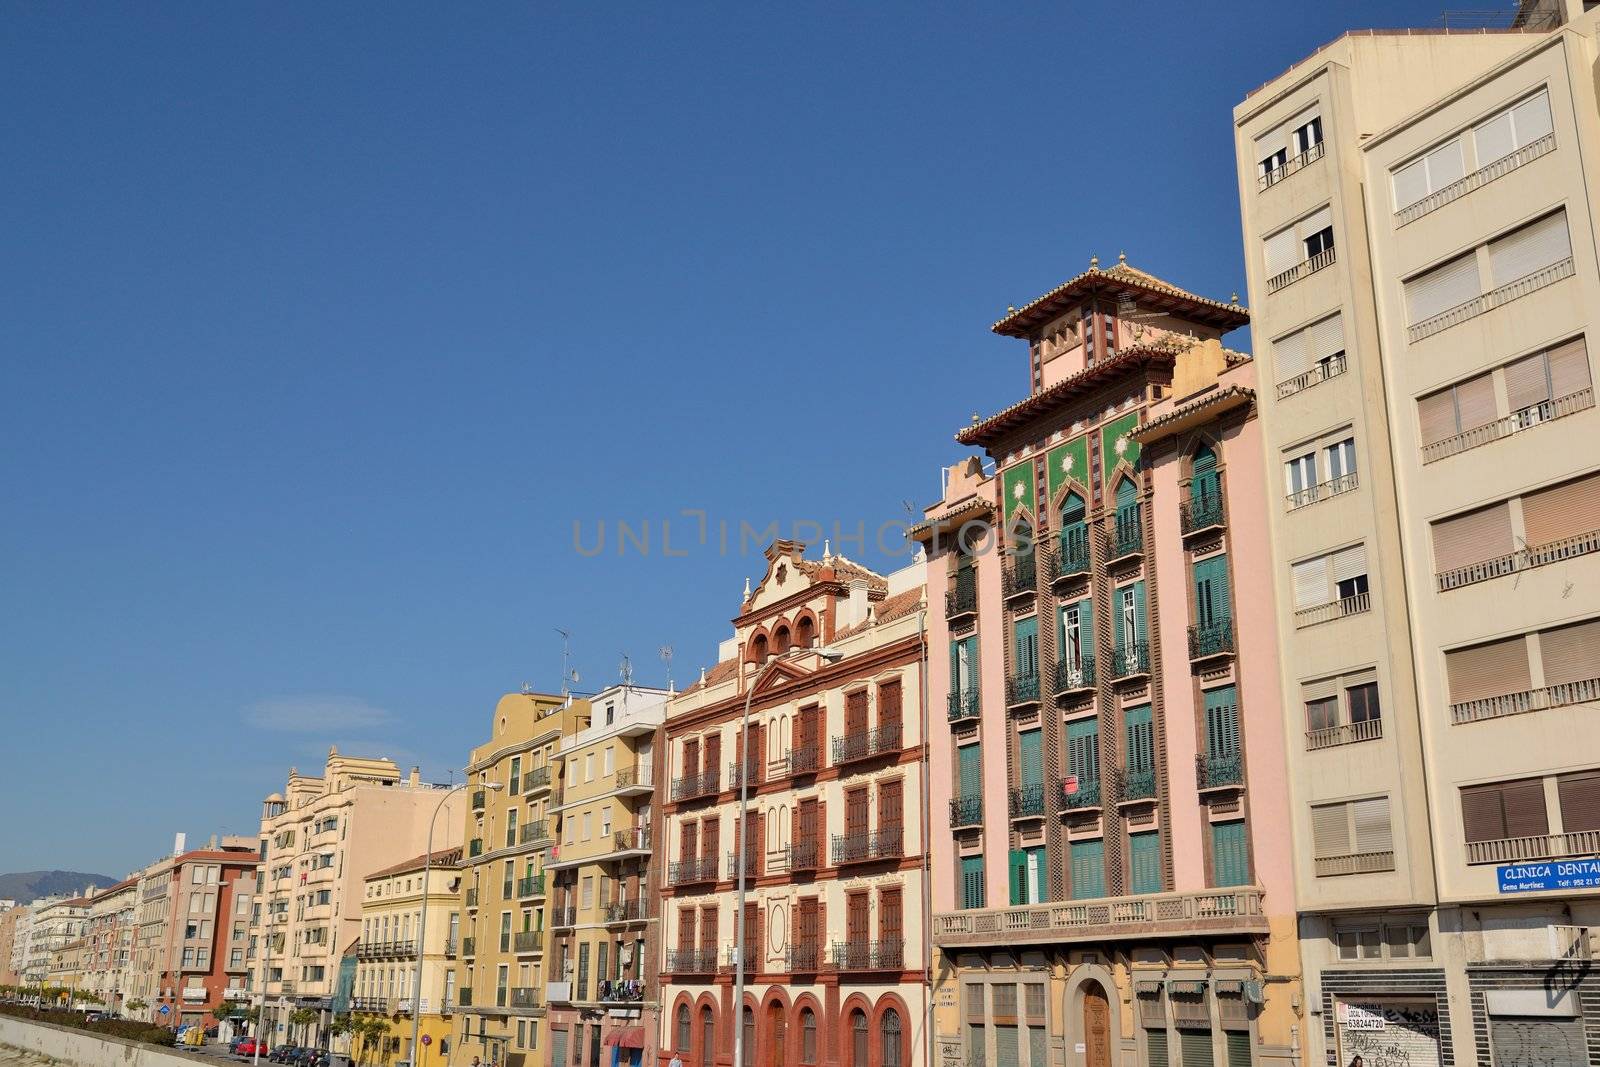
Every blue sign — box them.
[1497,857,1600,893]
[158,1005,170,1016]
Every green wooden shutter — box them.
[1020,730,1043,788]
[949,639,961,696]
[1225,1031,1252,1067]
[1148,1031,1170,1067]
[1180,1029,1215,1067]
[1204,686,1240,758]
[1212,820,1250,887]
[1014,616,1039,678]
[1070,839,1105,899]
[1067,718,1099,785]
[961,855,986,909]
[1129,830,1163,894]
[1116,478,1137,510]
[1113,586,1128,650]
[965,636,979,692]
[1125,705,1153,772]
[1133,580,1147,642]
[1193,555,1231,629]
[995,1025,1019,1067]
[1191,447,1219,505]
[959,743,982,799]
[1009,849,1027,905]
[1028,846,1048,903]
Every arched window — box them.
[850,1009,869,1067]
[1191,444,1220,505]
[882,1008,903,1067]
[800,1007,817,1064]
[741,1006,755,1067]
[1059,491,1089,574]
[774,625,791,654]
[676,1005,691,1055]
[751,634,769,664]
[1113,477,1141,553]
[796,615,815,648]
[700,1007,715,1067]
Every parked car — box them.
[235,1038,268,1058]
[229,1038,248,1054]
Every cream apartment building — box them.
[81,877,138,1012]
[456,690,587,1067]
[22,897,88,986]
[1234,5,1600,1066]
[251,749,463,1048]
[545,683,667,1067]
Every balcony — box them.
[1009,784,1046,819]
[832,723,902,767]
[519,821,550,847]
[1053,656,1095,696]
[525,766,551,794]
[1451,676,1600,725]
[467,838,483,858]
[1306,717,1383,750]
[461,937,475,957]
[933,886,1268,947]
[668,856,719,887]
[1398,132,1555,226]
[946,689,980,724]
[830,940,904,973]
[458,988,473,1007]
[471,789,487,812]
[1109,642,1149,681]
[785,841,821,874]
[603,900,646,924]
[510,987,540,1011]
[1277,352,1348,400]
[465,887,479,908]
[1187,621,1235,661]
[1424,387,1593,464]
[352,997,387,1014]
[1294,592,1370,628]
[510,930,541,956]
[444,937,458,957]
[1181,494,1225,535]
[1196,752,1244,790]
[666,949,718,975]
[1006,672,1041,711]
[516,874,545,899]
[785,943,822,974]
[1002,553,1037,603]
[1054,536,1091,583]
[1438,528,1600,592]
[831,826,904,866]
[1058,778,1101,812]
[614,766,653,793]
[390,939,417,958]
[949,795,983,829]
[945,579,978,623]
[1266,246,1336,295]
[1409,257,1575,343]
[787,744,820,776]
[1314,850,1396,877]
[727,759,764,791]
[1467,828,1600,865]
[670,771,720,804]
[1120,767,1157,802]
[1287,472,1359,510]
[1258,140,1325,191]
[597,978,644,1003]
[727,848,762,881]
[1108,511,1143,560]
[611,828,651,855]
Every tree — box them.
[126,999,148,1014]
[289,1007,319,1047]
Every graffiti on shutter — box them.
[1335,1000,1441,1067]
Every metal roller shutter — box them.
[1147,1031,1170,1067]
[1445,636,1532,704]
[1311,802,1351,859]
[1292,557,1330,610]
[1179,1030,1214,1067]
[1456,373,1498,431]
[1521,471,1600,548]
[1504,779,1551,838]
[1489,1017,1585,1067]
[1512,92,1554,144]
[1417,388,1461,447]
[1309,313,1345,361]
[1504,351,1553,412]
[1225,1031,1252,1067]
[1537,618,1600,688]
[1331,544,1367,585]
[1431,502,1513,572]
[1406,253,1479,323]
[1548,337,1591,398]
[1489,212,1570,287]
[1557,771,1600,832]
[1352,797,1394,854]
[1274,329,1309,380]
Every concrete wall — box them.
[0,1015,200,1067]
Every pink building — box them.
[911,259,1303,1067]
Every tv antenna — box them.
[555,628,580,703]
[660,645,675,693]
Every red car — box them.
[235,1039,269,1058]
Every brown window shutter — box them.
[878,778,904,832]
[1504,351,1552,413]
[845,787,868,835]
[846,690,868,734]
[1501,778,1550,839]
[703,816,719,860]
[1521,471,1600,548]
[699,905,718,954]
[684,738,699,777]
[1455,373,1498,431]
[1536,618,1600,687]
[1548,337,1592,398]
[1445,635,1532,704]
[1557,771,1600,832]
[1461,785,1507,842]
[1432,502,1514,572]
[703,731,721,773]
[878,679,903,733]
[846,890,869,942]
[1418,389,1460,447]
[678,906,696,950]
[880,887,903,944]
[1310,802,1351,858]
[681,821,698,859]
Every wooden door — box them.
[1084,982,1112,1067]
[845,787,868,836]
[768,1002,786,1067]
[878,679,903,738]
[683,738,700,778]
[703,816,720,864]
[703,732,721,785]
[846,690,868,734]
[846,890,869,943]
[879,779,903,833]
[879,887,902,946]
[798,897,818,956]
[797,799,818,865]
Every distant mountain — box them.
[0,871,119,904]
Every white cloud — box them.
[244,695,392,732]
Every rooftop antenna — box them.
[660,645,675,694]
[619,653,634,687]
[555,628,580,704]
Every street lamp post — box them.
[409,779,493,1067]
[731,644,842,1067]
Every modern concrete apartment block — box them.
[915,261,1303,1067]
[81,878,138,1013]
[21,897,87,986]
[456,690,588,1067]
[354,847,464,1064]
[657,540,929,1067]
[545,683,670,1067]
[251,750,463,1049]
[1234,5,1600,1067]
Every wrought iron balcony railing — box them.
[1058,779,1101,811]
[727,848,762,880]
[1006,672,1041,709]
[1110,642,1149,680]
[513,930,541,953]
[1196,751,1244,790]
[1109,507,1143,558]
[1053,656,1095,695]
[670,771,721,803]
[525,765,551,793]
[1002,554,1037,600]
[1187,621,1235,659]
[949,795,982,829]
[785,942,822,973]
[831,826,904,866]
[787,744,820,776]
[945,580,978,620]
[465,887,479,908]
[831,939,904,972]
[520,820,550,846]
[668,856,720,887]
[551,907,576,928]
[665,949,718,975]
[832,723,902,766]
[1181,493,1225,534]
[727,759,764,790]
[516,874,545,898]
[1009,784,1046,819]
[471,789,487,811]
[785,841,821,873]
[1055,535,1091,580]
[947,689,979,724]
[603,900,645,924]
[1121,767,1157,801]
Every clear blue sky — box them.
[0,1,1451,877]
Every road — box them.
[0,1040,246,1066]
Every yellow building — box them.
[353,848,463,1067]
[456,692,590,1067]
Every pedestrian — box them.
[670,1050,684,1067]
[1349,1056,1364,1067]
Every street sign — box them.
[1063,775,1079,795]
[421,1036,432,1046]
[1496,858,1600,893]
[158,1005,170,1016]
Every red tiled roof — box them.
[365,847,463,881]
[833,588,925,640]
[796,555,888,591]
[992,260,1249,338]
[679,658,739,697]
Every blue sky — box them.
[0,1,1450,877]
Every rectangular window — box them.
[1060,600,1093,676]
[1461,778,1549,842]
[1272,312,1345,389]
[1204,686,1240,760]
[1473,89,1553,166]
[1125,705,1154,774]
[1393,137,1465,210]
[1013,615,1039,679]
[1067,717,1099,788]
[958,742,982,802]
[1193,554,1231,630]
[1070,838,1105,900]
[1405,252,1479,323]
[1019,730,1044,789]
[1211,821,1250,887]
[950,635,979,697]
[1489,211,1571,287]
[960,855,986,909]
[1129,830,1163,894]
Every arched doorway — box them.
[1083,981,1112,1067]
[767,1002,786,1067]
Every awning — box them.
[603,1026,646,1049]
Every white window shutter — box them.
[1292,557,1331,610]
[1274,328,1309,379]
[1489,211,1570,287]
[1406,253,1480,323]
[1426,139,1466,190]
[1331,544,1367,584]
[1511,91,1553,147]
[1308,313,1344,361]
[1304,206,1332,235]
[1473,109,1516,166]
[1264,229,1298,277]
[1393,158,1429,211]
[1254,122,1290,163]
